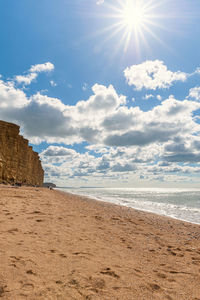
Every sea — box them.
[57,187,200,225]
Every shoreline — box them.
[0,186,200,299]
[56,187,200,226]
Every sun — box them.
[96,0,166,54]
[115,0,155,52]
[121,0,147,31]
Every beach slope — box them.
[0,186,200,299]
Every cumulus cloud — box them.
[103,98,200,147]
[41,141,200,185]
[29,62,54,73]
[0,77,127,144]
[15,73,38,85]
[42,146,76,157]
[1,72,200,152]
[143,94,154,100]
[2,62,200,184]
[15,62,54,86]
[0,80,28,108]
[161,136,200,163]
[124,60,187,90]
[156,95,162,101]
[42,145,139,183]
[104,128,178,147]
[187,86,200,101]
[76,84,126,115]
[102,107,137,131]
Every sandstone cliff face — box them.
[0,120,44,186]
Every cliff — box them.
[0,120,44,186]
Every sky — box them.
[1,0,200,188]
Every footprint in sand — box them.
[26,270,36,276]
[165,295,173,300]
[89,276,106,290]
[111,217,120,221]
[100,267,120,279]
[10,256,22,264]
[94,215,103,221]
[112,286,120,290]
[31,210,43,215]
[133,269,142,278]
[7,228,19,234]
[59,253,67,258]
[156,273,167,279]
[149,283,161,292]
[50,249,56,253]
[168,278,176,282]
[73,252,93,257]
[167,247,177,256]
[192,259,200,265]
[55,280,63,285]
[68,278,79,286]
[21,283,34,292]
[0,286,5,297]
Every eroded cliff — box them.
[0,120,44,185]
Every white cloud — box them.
[156,95,162,101]
[15,73,37,85]
[124,60,187,90]
[82,83,88,91]
[102,106,139,132]
[50,80,57,87]
[42,146,77,157]
[76,84,126,115]
[194,67,200,74]
[187,86,200,101]
[2,63,200,185]
[143,94,154,100]
[104,97,200,145]
[41,140,200,185]
[96,0,104,5]
[0,79,127,145]
[0,80,28,108]
[30,62,54,73]
[15,62,55,86]
[1,74,200,152]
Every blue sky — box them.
[1,0,200,187]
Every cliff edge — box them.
[0,120,44,186]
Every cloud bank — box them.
[1,61,200,185]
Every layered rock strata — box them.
[0,120,44,185]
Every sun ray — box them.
[78,0,181,58]
[95,0,174,54]
[141,23,174,53]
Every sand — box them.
[0,186,200,300]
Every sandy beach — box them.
[0,186,200,300]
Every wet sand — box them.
[0,186,200,300]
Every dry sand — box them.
[0,186,200,300]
